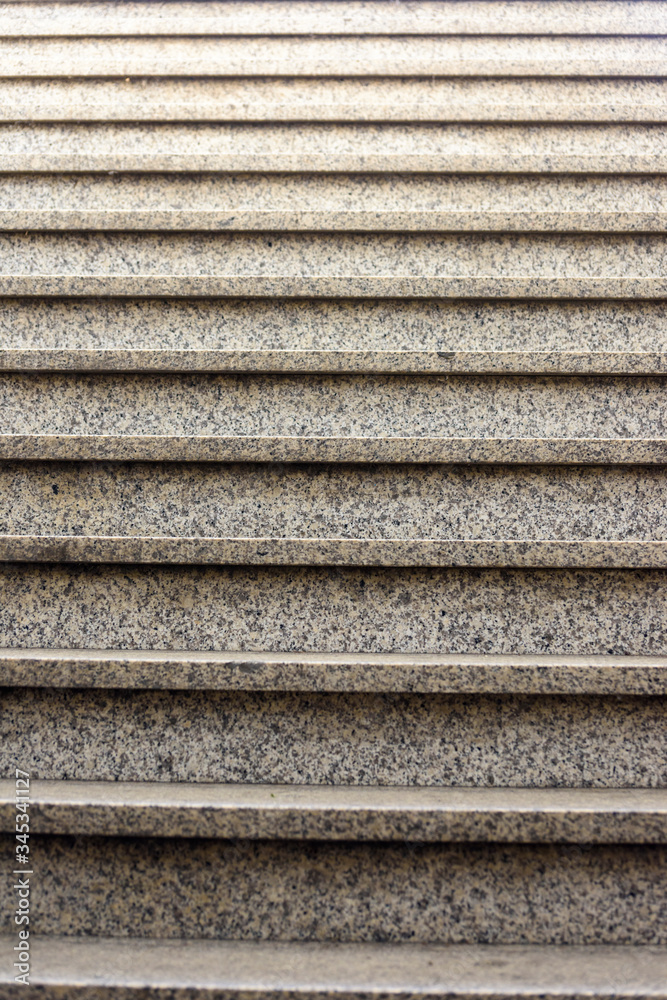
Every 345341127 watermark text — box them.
[13,769,31,985]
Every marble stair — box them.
[0,1,666,996]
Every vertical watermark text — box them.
[13,769,31,985]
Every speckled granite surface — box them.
[4,232,665,277]
[2,351,666,375]
[0,462,665,540]
[2,937,666,998]
[2,373,664,439]
[1,299,664,355]
[5,536,663,568]
[0,564,663,654]
[4,173,666,212]
[2,232,666,297]
[4,76,666,124]
[1,648,666,694]
[3,687,665,785]
[0,834,664,942]
[0,461,665,564]
[3,123,665,174]
[6,436,666,465]
[1,781,666,843]
[8,2,667,36]
[9,210,667,234]
[3,36,667,78]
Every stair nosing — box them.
[0,535,663,568]
[1,648,664,694]
[0,276,665,299]
[1,937,666,995]
[0,434,665,465]
[0,349,664,375]
[1,209,665,234]
[2,779,667,842]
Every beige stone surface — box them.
[1,780,666,842]
[7,1,667,36]
[1,648,666,694]
[2,77,666,124]
[1,833,665,942]
[1,937,666,997]
[4,36,667,78]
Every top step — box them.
[4,2,667,37]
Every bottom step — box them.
[1,938,667,999]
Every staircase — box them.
[1,1,667,995]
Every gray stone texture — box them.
[0,834,665,943]
[2,690,666,785]
[0,564,663,653]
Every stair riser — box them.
[2,174,667,213]
[3,688,665,786]
[0,564,663,653]
[2,233,665,278]
[2,374,664,441]
[2,123,665,167]
[0,462,664,543]
[2,299,665,356]
[1,835,664,944]
[4,77,667,125]
[5,37,667,78]
[9,2,667,36]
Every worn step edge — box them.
[2,937,667,998]
[2,648,666,694]
[1,277,665,299]
[3,154,666,174]
[4,38,666,79]
[2,210,666,233]
[5,103,667,124]
[2,435,665,465]
[0,536,662,567]
[2,780,667,842]
[7,0,667,36]
[0,350,664,375]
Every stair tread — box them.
[5,36,667,79]
[6,103,667,124]
[2,937,667,994]
[0,535,663,568]
[1,648,665,693]
[7,153,667,174]
[8,0,667,36]
[2,434,665,464]
[0,349,664,375]
[1,779,667,841]
[2,277,665,298]
[2,210,666,233]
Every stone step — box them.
[8,0,667,36]
[1,300,664,368]
[2,349,664,376]
[1,232,665,299]
[0,831,664,942]
[5,174,667,214]
[0,564,661,654]
[5,36,667,78]
[5,436,666,464]
[4,682,665,785]
[1,373,663,455]
[2,938,667,999]
[4,537,663,568]
[3,123,665,174]
[8,211,667,234]
[4,88,667,125]
[1,648,666,694]
[0,462,664,566]
[2,780,666,842]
